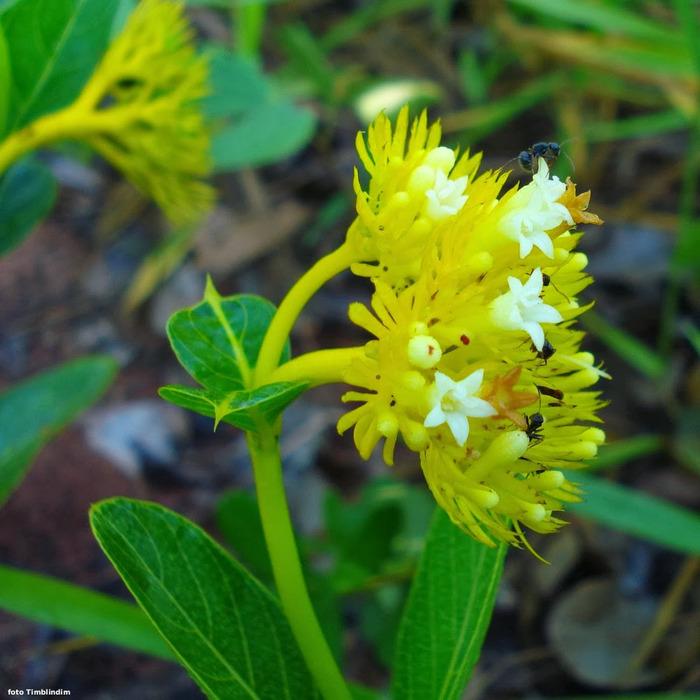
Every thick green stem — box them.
[255,242,356,383]
[246,428,351,700]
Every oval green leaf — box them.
[166,278,289,394]
[212,100,317,172]
[90,498,318,699]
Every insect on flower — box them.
[518,141,561,173]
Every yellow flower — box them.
[76,0,213,223]
[346,107,483,289]
[338,110,606,550]
[0,0,213,224]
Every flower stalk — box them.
[246,427,351,700]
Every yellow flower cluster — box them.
[339,108,606,549]
[76,0,213,223]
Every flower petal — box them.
[424,405,446,428]
[446,412,469,446]
[523,321,545,351]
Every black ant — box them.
[525,412,545,444]
[518,142,560,173]
[531,338,556,364]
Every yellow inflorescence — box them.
[339,107,607,549]
[74,0,213,223]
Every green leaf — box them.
[167,280,283,392]
[0,355,117,506]
[159,381,307,432]
[202,46,317,171]
[1,0,119,132]
[162,279,306,428]
[203,46,269,120]
[0,564,174,660]
[508,0,678,44]
[393,509,506,700]
[0,156,57,255]
[569,473,700,555]
[215,489,344,664]
[90,497,318,699]
[212,100,317,171]
[581,311,667,380]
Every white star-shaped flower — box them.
[424,369,496,446]
[424,169,469,221]
[489,267,563,351]
[498,158,573,259]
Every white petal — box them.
[528,302,563,324]
[457,368,484,396]
[534,157,549,180]
[518,235,533,259]
[531,231,554,258]
[433,371,454,395]
[424,405,446,428]
[507,276,522,295]
[461,396,497,418]
[523,268,543,295]
[523,321,545,351]
[446,412,469,446]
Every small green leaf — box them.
[167,280,285,393]
[570,473,700,555]
[0,355,117,506]
[213,100,317,171]
[0,156,57,255]
[393,509,507,700]
[1,0,119,131]
[163,280,305,429]
[159,381,307,431]
[0,564,173,660]
[203,46,269,120]
[201,45,317,171]
[90,498,318,699]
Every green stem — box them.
[255,242,356,383]
[269,347,364,387]
[247,427,351,700]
